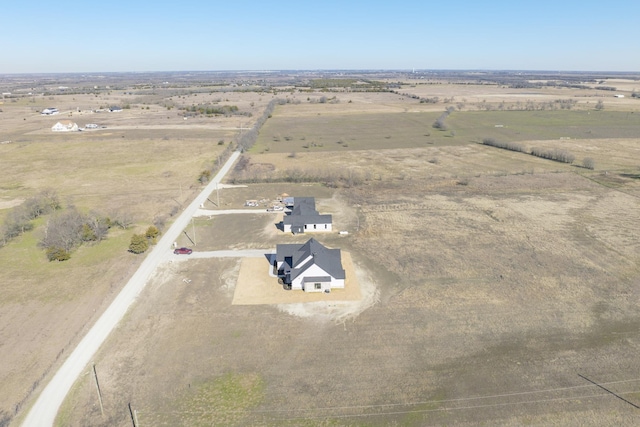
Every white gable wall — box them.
[291,263,344,291]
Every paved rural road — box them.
[21,151,242,427]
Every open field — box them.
[57,158,640,426]
[57,78,640,425]
[3,72,640,426]
[0,87,266,425]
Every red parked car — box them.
[174,247,193,255]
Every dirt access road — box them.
[20,151,241,427]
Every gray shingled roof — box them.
[276,238,345,282]
[282,197,331,230]
[283,214,332,227]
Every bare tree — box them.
[40,208,86,252]
[108,209,134,229]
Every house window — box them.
[313,224,317,229]
[304,224,307,229]
[324,224,327,229]
[314,283,321,290]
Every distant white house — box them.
[614,94,625,98]
[275,238,345,292]
[41,108,59,115]
[84,123,99,129]
[282,197,332,234]
[51,120,78,132]
[109,106,122,112]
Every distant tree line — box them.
[181,104,246,117]
[475,98,577,111]
[229,156,371,188]
[481,138,578,165]
[432,107,455,130]
[530,147,576,164]
[305,79,388,91]
[481,138,525,153]
[236,98,283,151]
[196,98,281,184]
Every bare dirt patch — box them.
[232,251,363,307]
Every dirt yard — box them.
[232,251,362,305]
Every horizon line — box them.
[2,68,640,77]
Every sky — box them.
[1,0,639,73]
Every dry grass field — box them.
[53,78,640,426]
[3,74,640,426]
[0,87,268,426]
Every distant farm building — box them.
[41,108,59,115]
[51,120,78,132]
[614,94,625,98]
[275,238,345,292]
[282,197,332,234]
[109,106,123,112]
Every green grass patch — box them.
[145,372,264,426]
[0,218,138,303]
[69,227,134,267]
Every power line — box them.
[578,374,640,410]
[136,391,640,422]
[135,379,640,417]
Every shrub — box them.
[198,170,212,184]
[129,234,149,254]
[583,157,595,170]
[46,246,71,262]
[145,225,160,243]
[81,223,97,242]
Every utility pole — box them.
[216,182,220,207]
[92,363,104,416]
[128,402,138,427]
[191,217,196,246]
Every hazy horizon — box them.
[2,0,639,74]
